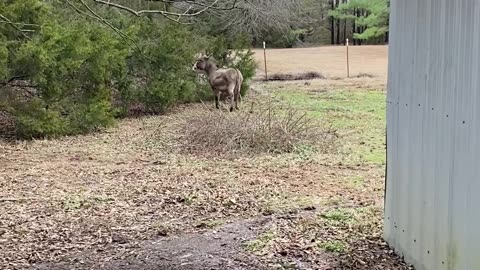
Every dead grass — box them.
[244,206,411,270]
[173,100,337,156]
[353,73,376,78]
[0,76,403,269]
[267,71,325,81]
[253,45,388,80]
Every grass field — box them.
[0,46,409,269]
[252,45,388,80]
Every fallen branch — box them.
[0,197,38,202]
[0,75,30,88]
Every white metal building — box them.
[385,1,480,270]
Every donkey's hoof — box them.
[229,107,234,112]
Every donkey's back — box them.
[193,56,244,111]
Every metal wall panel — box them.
[385,1,480,269]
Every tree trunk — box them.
[335,0,340,44]
[357,9,363,45]
[385,2,390,44]
[353,8,357,45]
[342,0,347,45]
[330,0,335,45]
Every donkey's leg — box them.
[215,92,221,110]
[234,94,239,110]
[230,95,235,112]
[233,84,240,110]
[235,84,242,110]
[236,71,244,110]
[227,85,235,112]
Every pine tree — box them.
[329,0,389,43]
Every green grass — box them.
[62,193,114,211]
[317,240,347,253]
[348,176,365,189]
[244,229,277,253]
[272,88,386,165]
[319,208,355,226]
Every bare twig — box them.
[0,13,33,40]
[92,0,220,22]
[66,0,151,60]
[176,99,337,156]
[0,197,38,202]
[145,0,239,11]
[0,20,40,28]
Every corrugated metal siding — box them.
[385,1,480,270]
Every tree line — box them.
[257,0,390,48]
[328,0,389,45]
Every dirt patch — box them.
[32,218,271,270]
[31,208,408,270]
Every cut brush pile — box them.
[177,100,338,156]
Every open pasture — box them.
[252,45,388,80]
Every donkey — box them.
[193,56,243,112]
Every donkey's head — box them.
[192,55,216,73]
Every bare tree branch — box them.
[92,0,218,16]
[144,0,238,10]
[0,20,40,28]
[182,0,238,11]
[209,0,305,39]
[66,0,152,60]
[0,14,34,40]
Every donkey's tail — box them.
[235,68,244,103]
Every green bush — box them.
[0,42,7,82]
[0,1,256,139]
[14,98,68,138]
[128,22,207,113]
[7,10,128,138]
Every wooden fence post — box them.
[263,41,268,81]
[346,38,350,78]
